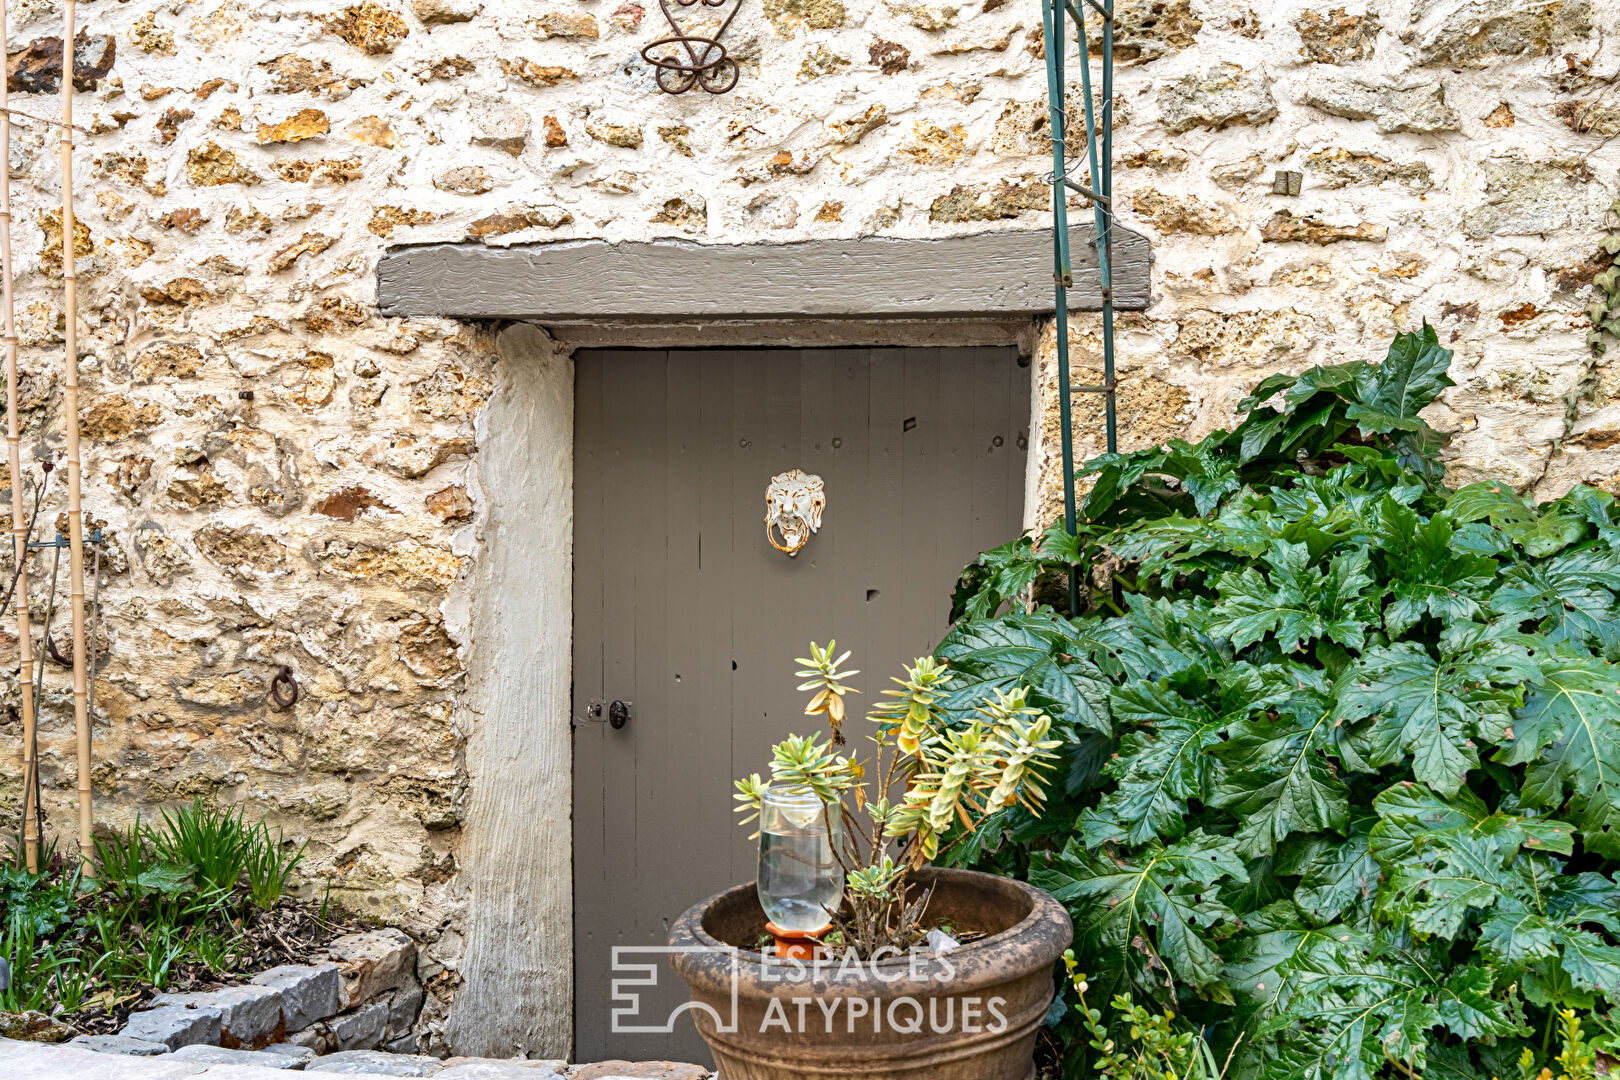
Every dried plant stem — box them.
[2,0,42,874]
[60,1,94,875]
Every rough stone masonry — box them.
[0,0,1615,1057]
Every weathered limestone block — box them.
[765,0,847,36]
[68,1035,169,1056]
[585,116,643,148]
[472,100,530,156]
[1108,0,1202,64]
[1303,77,1457,133]
[1406,0,1593,66]
[284,1025,335,1055]
[329,929,418,1008]
[306,1049,442,1074]
[1157,64,1277,133]
[1461,157,1612,240]
[1262,210,1386,244]
[884,0,958,31]
[329,1000,390,1051]
[121,1004,222,1049]
[193,523,291,581]
[1305,148,1433,191]
[467,205,573,240]
[530,10,600,38]
[435,166,494,194]
[170,1044,303,1068]
[929,176,1049,222]
[132,342,205,382]
[6,31,116,94]
[251,963,344,1031]
[319,539,467,591]
[324,2,412,53]
[258,108,331,145]
[416,0,482,24]
[153,985,283,1049]
[649,195,707,234]
[1131,189,1235,235]
[188,141,259,186]
[1555,99,1620,138]
[1294,7,1378,63]
[500,60,577,88]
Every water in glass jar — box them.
[758,827,841,933]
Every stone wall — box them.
[0,0,1614,1056]
[1030,0,1620,522]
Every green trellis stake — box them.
[1041,0,1116,614]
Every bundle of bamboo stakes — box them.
[6,0,95,875]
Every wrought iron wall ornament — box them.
[641,0,742,95]
[765,469,825,556]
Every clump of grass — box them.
[1,800,324,1017]
[150,800,254,897]
[245,821,306,912]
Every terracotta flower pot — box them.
[668,867,1073,1080]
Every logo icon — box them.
[610,946,741,1035]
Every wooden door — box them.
[572,347,1029,1063]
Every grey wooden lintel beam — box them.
[375,227,1150,322]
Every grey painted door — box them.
[572,347,1029,1064]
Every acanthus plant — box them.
[942,326,1620,1079]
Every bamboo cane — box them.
[59,1,93,874]
[2,0,42,874]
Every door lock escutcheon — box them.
[584,699,632,729]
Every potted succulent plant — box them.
[668,643,1074,1080]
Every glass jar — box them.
[756,787,843,933]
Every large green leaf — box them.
[935,613,1112,735]
[1209,667,1353,857]
[1490,549,1620,651]
[1499,655,1620,858]
[1340,639,1535,796]
[1261,934,1523,1080]
[1342,323,1453,434]
[1291,826,1379,927]
[1212,542,1376,654]
[1378,829,1515,939]
[1079,681,1226,847]
[1446,482,1589,557]
[1031,832,1247,1003]
[1374,502,1496,634]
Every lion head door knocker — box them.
[764,469,825,557]
[640,0,742,95]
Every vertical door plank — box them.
[968,346,1014,553]
[571,350,606,1049]
[726,349,770,887]
[864,349,907,702]
[1008,354,1032,531]
[694,350,738,886]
